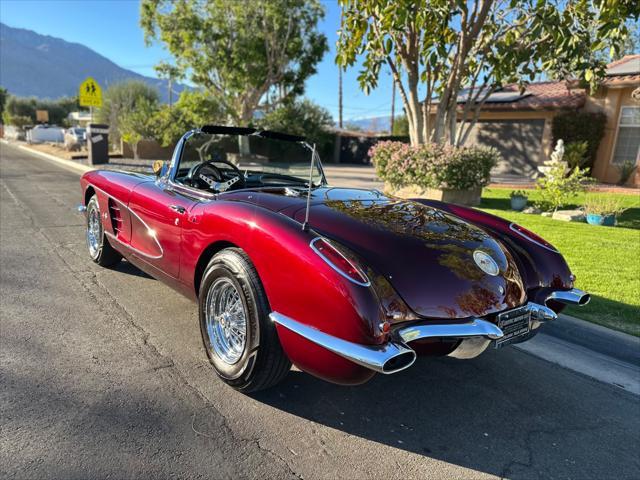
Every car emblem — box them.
[473,250,499,276]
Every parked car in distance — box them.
[26,124,64,144]
[64,127,86,151]
[78,125,590,393]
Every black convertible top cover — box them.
[200,125,305,143]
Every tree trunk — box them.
[386,53,424,145]
[404,59,425,146]
[390,80,395,134]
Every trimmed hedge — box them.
[552,110,606,171]
[369,141,499,190]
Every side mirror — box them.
[152,160,165,177]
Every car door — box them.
[127,180,196,278]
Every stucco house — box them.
[458,55,639,186]
[583,55,640,186]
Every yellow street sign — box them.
[79,77,102,108]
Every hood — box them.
[286,194,526,319]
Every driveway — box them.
[1,142,638,479]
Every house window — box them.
[612,106,640,165]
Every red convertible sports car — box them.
[79,126,589,392]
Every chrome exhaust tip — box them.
[270,312,417,375]
[547,288,591,306]
[380,350,417,374]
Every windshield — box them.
[174,131,324,192]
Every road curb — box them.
[550,313,640,366]
[515,333,640,395]
[1,139,92,174]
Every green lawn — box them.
[479,187,640,336]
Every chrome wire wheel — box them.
[86,204,101,258]
[205,278,247,365]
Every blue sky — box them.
[0,0,396,121]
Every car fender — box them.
[414,199,574,308]
[181,200,384,385]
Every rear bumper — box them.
[271,289,589,376]
[271,303,550,374]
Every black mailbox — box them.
[87,123,109,165]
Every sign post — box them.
[78,77,103,122]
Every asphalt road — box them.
[1,142,639,480]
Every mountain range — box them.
[0,23,184,102]
[0,22,395,131]
[342,116,393,133]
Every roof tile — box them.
[475,81,586,111]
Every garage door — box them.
[464,119,546,176]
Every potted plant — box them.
[583,196,626,226]
[510,190,529,211]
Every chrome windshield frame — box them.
[166,129,327,191]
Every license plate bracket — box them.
[494,306,531,348]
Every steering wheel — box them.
[187,159,245,192]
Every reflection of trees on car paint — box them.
[324,198,526,316]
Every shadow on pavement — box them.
[111,259,153,279]
[253,348,640,479]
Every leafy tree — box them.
[0,87,7,119]
[2,114,32,129]
[151,90,224,147]
[257,98,332,140]
[257,98,334,157]
[140,0,328,125]
[337,0,639,147]
[595,19,640,62]
[3,96,36,125]
[392,114,409,136]
[119,97,159,159]
[2,95,77,126]
[96,80,160,145]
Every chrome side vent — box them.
[108,200,122,236]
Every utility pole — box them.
[155,62,181,109]
[390,78,396,135]
[338,9,344,130]
[339,67,343,129]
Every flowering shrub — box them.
[369,141,499,190]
